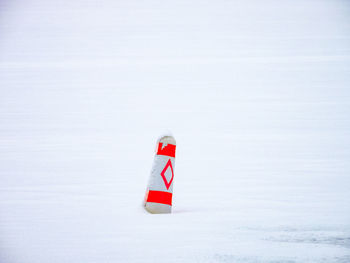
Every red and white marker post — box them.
[144,135,176,214]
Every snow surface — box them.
[1,0,350,262]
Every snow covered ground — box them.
[1,0,350,262]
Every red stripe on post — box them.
[146,190,172,206]
[157,143,176,157]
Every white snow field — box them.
[1,0,350,262]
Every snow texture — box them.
[0,0,350,262]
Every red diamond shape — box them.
[160,159,174,190]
